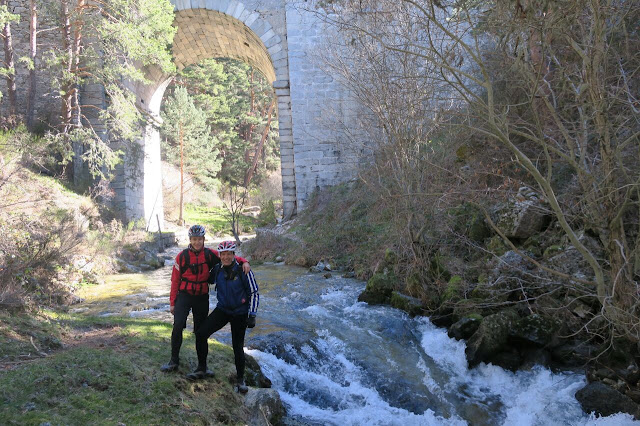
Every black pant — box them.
[171,292,209,365]
[196,307,248,380]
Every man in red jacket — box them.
[160,224,250,378]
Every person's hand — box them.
[170,305,175,315]
[247,315,256,328]
[242,262,251,274]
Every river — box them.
[76,254,637,425]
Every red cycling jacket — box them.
[170,246,247,306]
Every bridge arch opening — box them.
[125,4,295,231]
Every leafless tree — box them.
[311,0,640,340]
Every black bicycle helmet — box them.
[188,224,206,237]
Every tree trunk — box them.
[72,0,85,128]
[60,0,73,133]
[26,0,37,129]
[178,121,184,226]
[2,0,17,117]
[244,98,275,187]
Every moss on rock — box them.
[442,275,463,303]
[486,236,509,257]
[390,291,423,317]
[358,272,397,305]
[543,244,563,259]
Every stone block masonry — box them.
[2,0,366,229]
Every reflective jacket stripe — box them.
[246,270,259,316]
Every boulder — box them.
[245,354,272,389]
[521,348,552,369]
[244,388,285,426]
[115,259,142,273]
[389,291,423,317]
[575,382,640,419]
[490,349,522,372]
[510,314,559,347]
[358,272,396,305]
[441,276,463,303]
[310,260,332,272]
[448,316,482,340]
[450,202,492,242]
[496,187,550,239]
[465,310,519,368]
[551,341,597,366]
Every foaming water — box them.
[245,265,639,426]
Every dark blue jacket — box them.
[210,261,259,316]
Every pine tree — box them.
[40,0,176,178]
[0,1,18,117]
[160,86,218,225]
[176,59,280,241]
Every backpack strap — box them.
[204,248,215,270]
[178,249,190,275]
[210,263,221,291]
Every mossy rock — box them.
[452,298,485,322]
[510,314,560,347]
[523,235,543,258]
[470,282,509,304]
[450,202,492,242]
[486,236,509,257]
[543,245,563,259]
[429,254,451,282]
[448,315,483,340]
[465,310,520,367]
[365,272,395,294]
[442,275,463,303]
[358,272,396,305]
[390,291,424,317]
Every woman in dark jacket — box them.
[193,240,259,393]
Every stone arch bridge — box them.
[94,0,360,231]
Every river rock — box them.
[310,260,332,272]
[575,381,640,419]
[619,364,640,385]
[551,341,597,366]
[521,348,552,369]
[490,349,522,372]
[448,316,481,340]
[244,388,285,426]
[509,314,559,347]
[115,259,142,273]
[245,354,272,388]
[450,202,492,242]
[389,291,423,317]
[248,331,310,366]
[358,272,395,305]
[627,388,640,404]
[496,187,550,239]
[465,310,519,368]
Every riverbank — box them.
[243,182,640,420]
[0,309,275,424]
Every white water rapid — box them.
[243,264,638,426]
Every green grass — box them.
[0,311,251,425]
[184,204,257,236]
